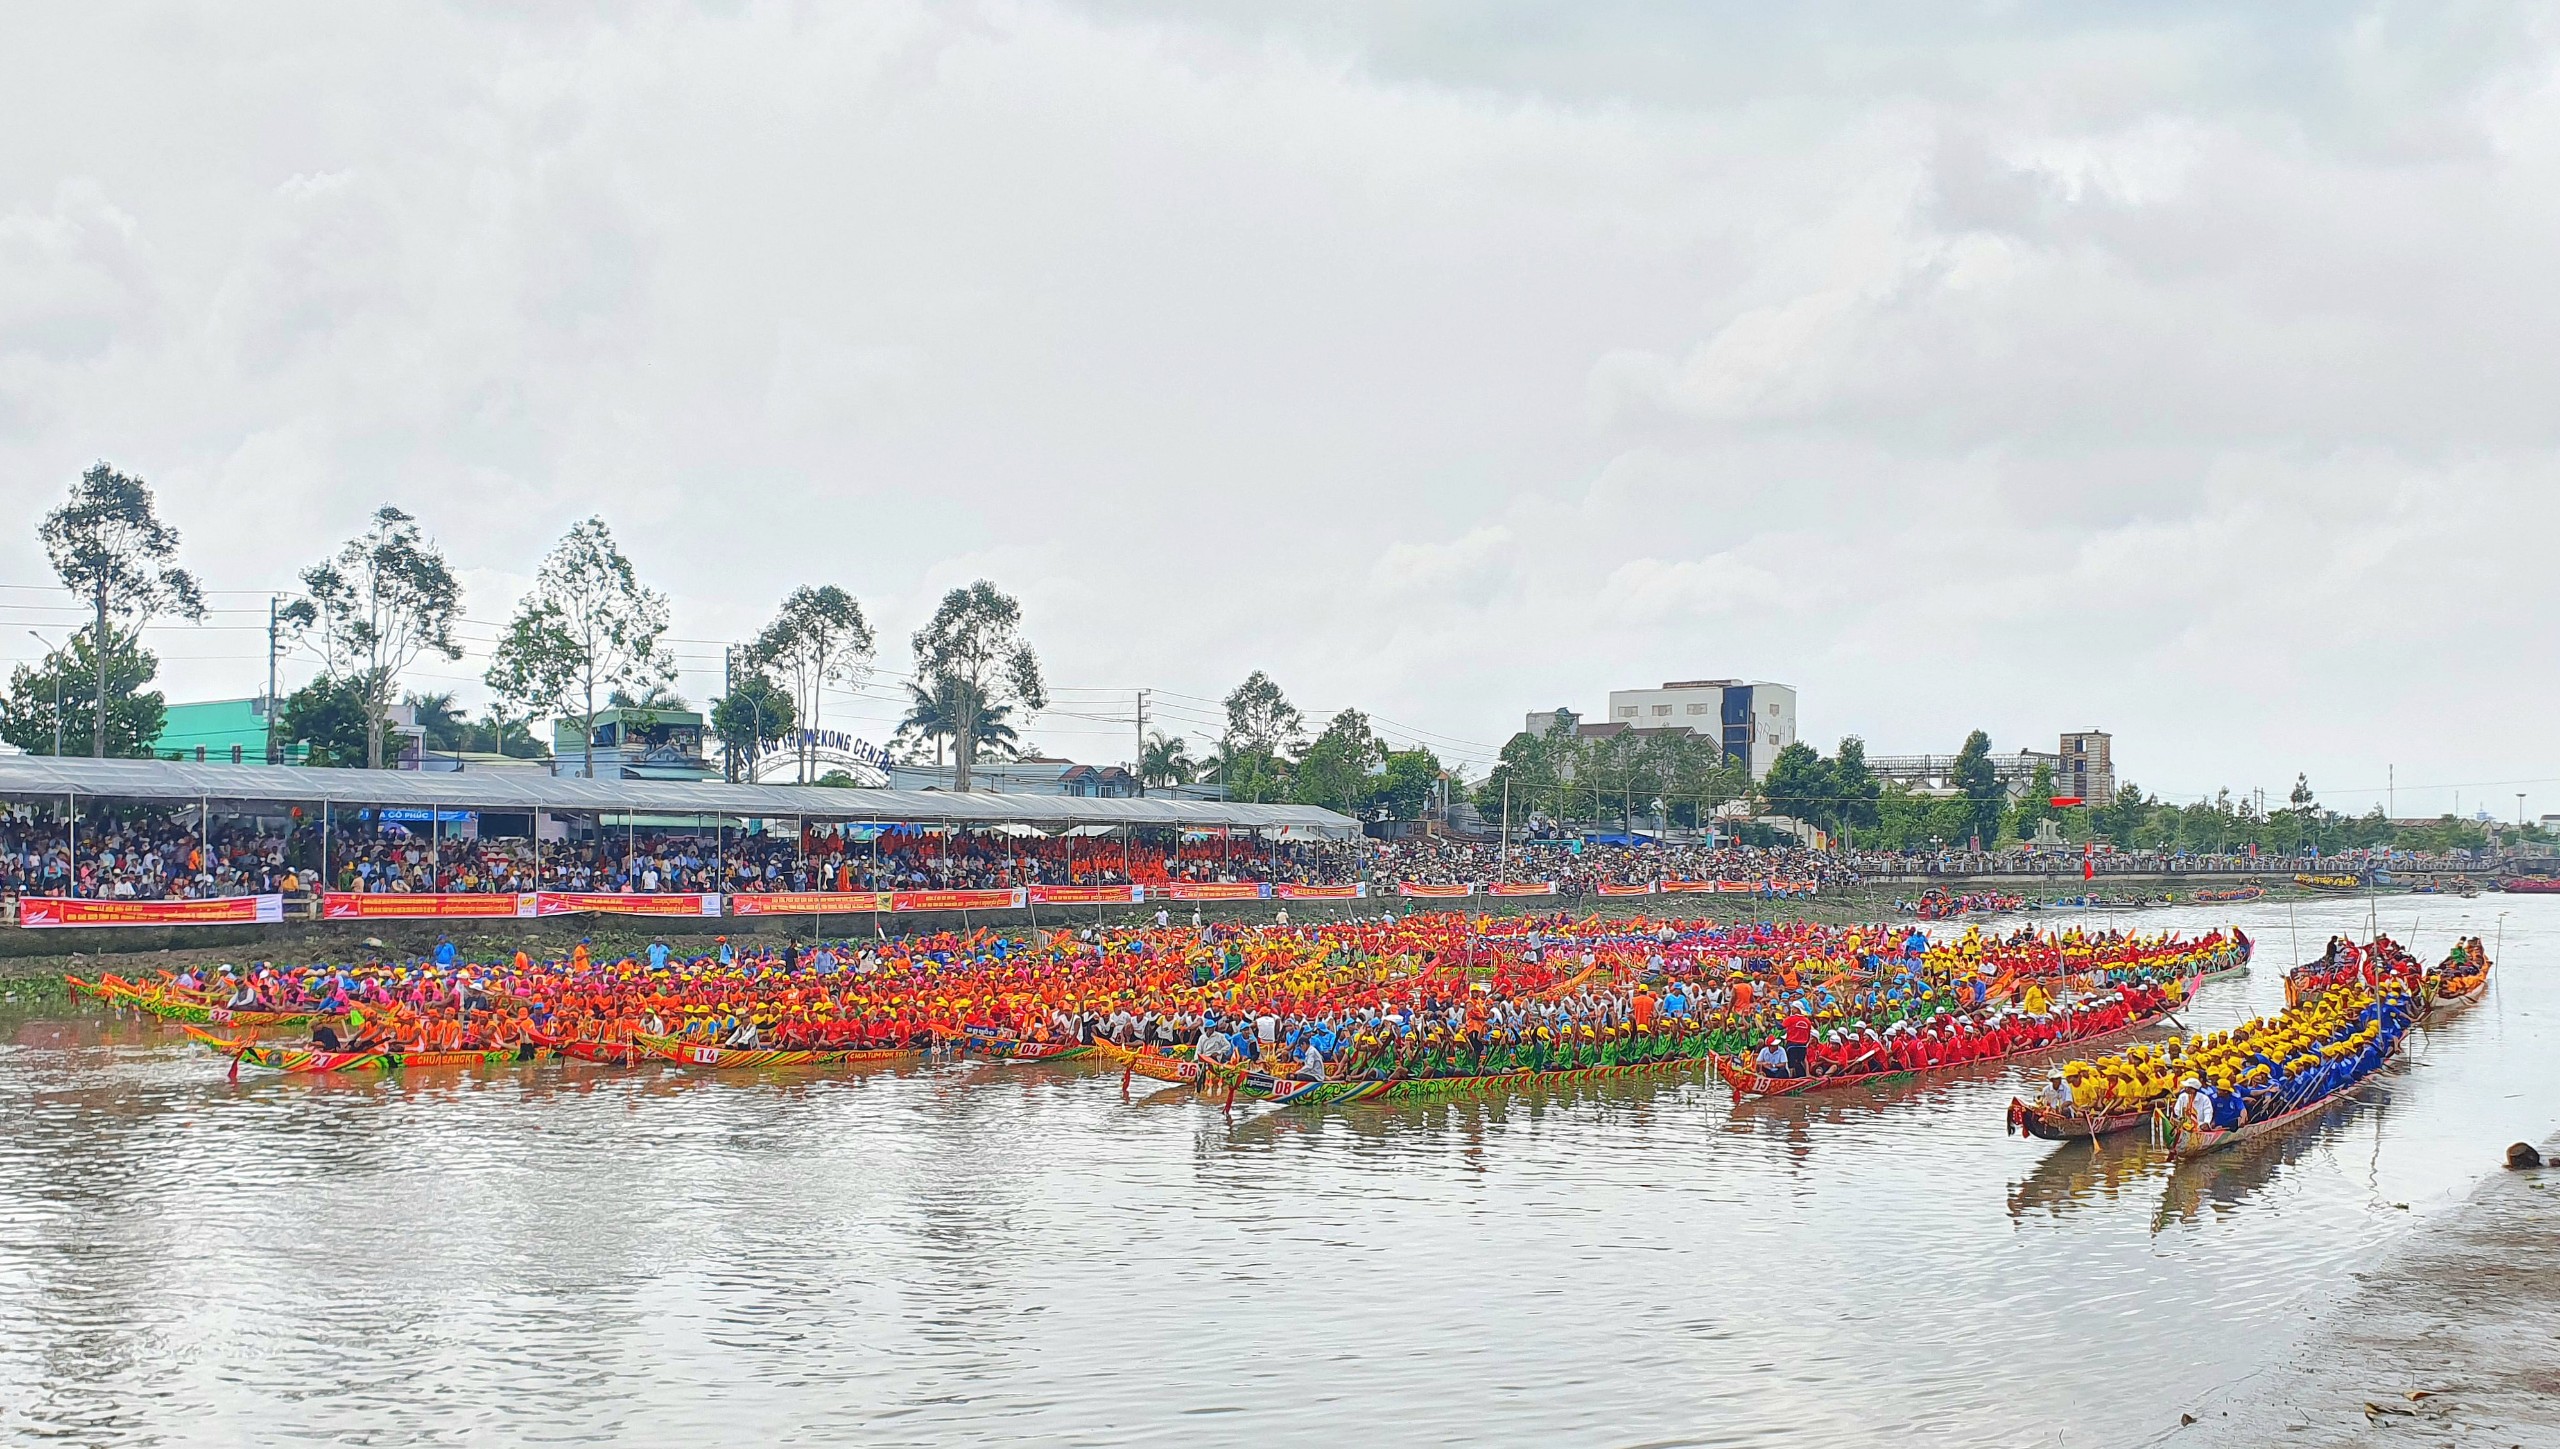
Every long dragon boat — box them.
[2004,1098,2153,1142]
[185,1025,555,1073]
[1211,1051,1707,1108]
[961,1027,1093,1063]
[2422,967,2491,1020]
[1090,1038,1203,1084]
[2157,1070,2393,1159]
[630,1031,918,1069]
[100,976,329,1030]
[1712,975,2201,1103]
[554,1039,643,1067]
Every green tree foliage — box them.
[749,585,875,783]
[0,625,164,758]
[280,673,374,768]
[2010,761,2060,838]
[1139,731,1196,787]
[713,672,797,780]
[891,676,1019,771]
[1831,736,1881,837]
[403,690,548,760]
[1758,741,1834,828]
[39,463,205,758]
[485,517,675,780]
[1215,670,1304,804]
[279,506,463,769]
[1951,729,2003,846]
[1473,720,1741,830]
[1291,709,1383,815]
[1371,747,1446,820]
[406,691,469,751]
[909,581,1045,792]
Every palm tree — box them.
[403,690,468,751]
[897,678,1018,772]
[1140,731,1195,787]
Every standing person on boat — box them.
[1780,1002,1813,1077]
[433,937,458,969]
[648,939,671,972]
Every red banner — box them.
[887,888,1026,913]
[1158,883,1271,901]
[1595,882,1657,896]
[1483,882,1555,897]
[535,892,724,917]
[21,894,283,928]
[1276,883,1366,899]
[729,892,887,916]
[1396,883,1474,898]
[1028,885,1146,905]
[1658,880,1721,893]
[322,892,534,920]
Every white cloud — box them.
[0,2,2548,813]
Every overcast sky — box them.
[1,2,2552,818]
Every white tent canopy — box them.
[0,756,1361,836]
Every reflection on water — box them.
[0,897,2551,1448]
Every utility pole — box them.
[1134,688,1149,796]
[265,596,281,764]
[91,582,107,758]
[26,632,62,756]
[722,644,736,782]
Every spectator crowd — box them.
[0,803,2506,903]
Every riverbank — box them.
[2184,1132,2560,1447]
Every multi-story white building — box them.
[1603,680,1797,780]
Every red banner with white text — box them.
[21,894,283,928]
[1028,885,1146,906]
[1483,882,1556,897]
[729,892,888,916]
[1658,880,1720,893]
[1594,882,1657,896]
[1157,883,1272,901]
[535,892,723,917]
[1395,883,1475,898]
[888,888,1027,913]
[322,892,535,920]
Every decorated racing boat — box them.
[554,1038,642,1067]
[1713,976,2200,1103]
[2004,1097,2154,1141]
[185,1025,555,1073]
[1090,1037,1203,1085]
[961,1026,1093,1063]
[631,1031,917,1069]
[105,976,329,1030]
[1212,1051,1707,1107]
[2157,1071,2392,1159]
[2422,956,2492,1020]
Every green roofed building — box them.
[150,697,303,765]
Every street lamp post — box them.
[26,630,63,756]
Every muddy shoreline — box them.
[2181,1132,2560,1447]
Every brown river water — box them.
[1,896,2550,1448]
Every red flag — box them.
[2083,858,2095,881]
